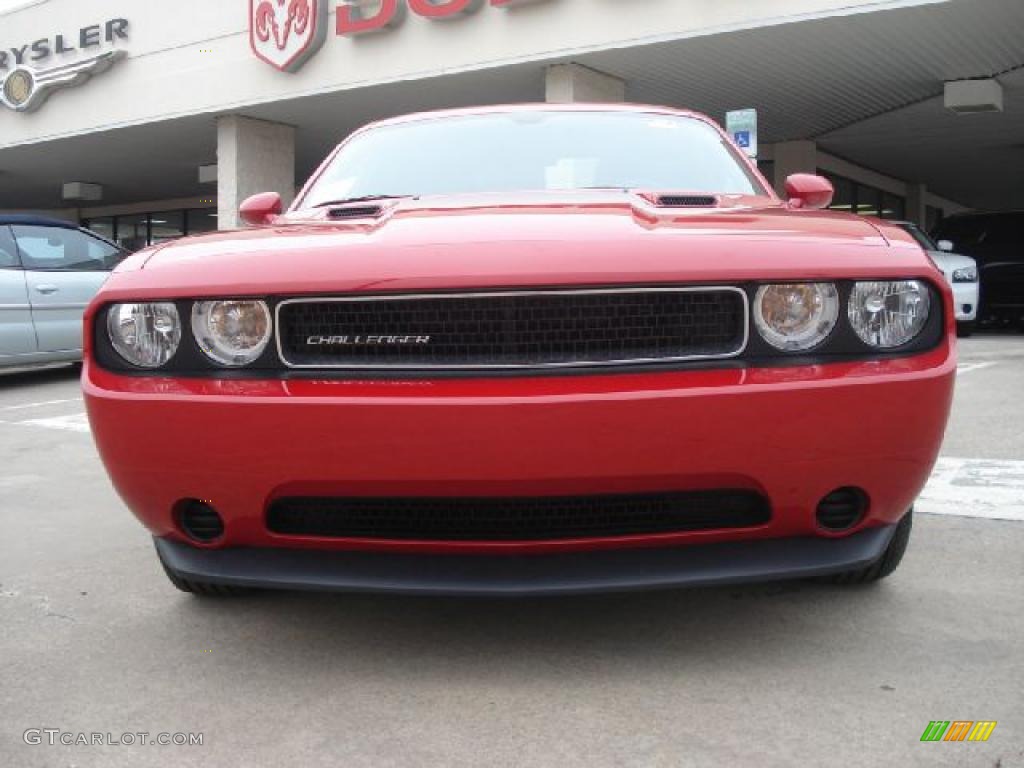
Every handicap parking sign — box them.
[725,109,758,158]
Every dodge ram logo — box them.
[306,335,432,346]
[250,1,553,73]
[250,0,328,73]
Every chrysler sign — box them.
[251,0,550,73]
[0,18,129,113]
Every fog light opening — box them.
[816,487,868,532]
[176,499,225,543]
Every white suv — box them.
[896,221,979,337]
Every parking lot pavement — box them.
[1,340,1023,768]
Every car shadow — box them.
[170,578,897,679]
[0,364,80,391]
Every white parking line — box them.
[17,413,91,434]
[918,457,1024,522]
[956,362,997,375]
[0,398,82,412]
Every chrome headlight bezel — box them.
[191,299,273,368]
[753,283,840,352]
[847,280,932,349]
[106,302,182,369]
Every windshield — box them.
[300,111,766,207]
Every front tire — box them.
[822,510,912,585]
[956,321,975,338]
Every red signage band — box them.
[251,0,552,73]
[339,0,548,36]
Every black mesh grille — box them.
[278,289,746,369]
[327,205,383,219]
[657,195,718,207]
[266,491,770,541]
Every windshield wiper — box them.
[313,194,415,208]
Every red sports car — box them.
[84,105,955,596]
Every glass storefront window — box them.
[856,186,881,217]
[117,214,150,252]
[822,171,904,221]
[83,217,115,242]
[824,173,854,214]
[79,206,219,252]
[186,208,219,235]
[880,191,905,220]
[149,211,184,245]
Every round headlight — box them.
[754,283,840,351]
[848,281,930,348]
[192,300,272,367]
[106,302,182,369]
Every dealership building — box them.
[0,0,1021,250]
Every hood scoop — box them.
[655,195,719,208]
[327,205,384,220]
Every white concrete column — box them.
[216,116,296,230]
[906,183,927,226]
[772,140,818,198]
[545,63,625,103]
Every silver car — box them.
[0,216,125,370]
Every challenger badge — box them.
[306,335,432,346]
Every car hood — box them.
[107,192,933,299]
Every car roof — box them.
[0,214,80,229]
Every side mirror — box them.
[937,240,954,252]
[784,174,834,210]
[239,192,283,227]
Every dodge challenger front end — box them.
[83,105,955,596]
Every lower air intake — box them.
[816,488,868,532]
[267,490,771,542]
[177,500,225,543]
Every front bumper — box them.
[951,281,979,322]
[85,343,955,558]
[156,523,897,595]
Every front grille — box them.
[276,288,747,370]
[266,490,771,541]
